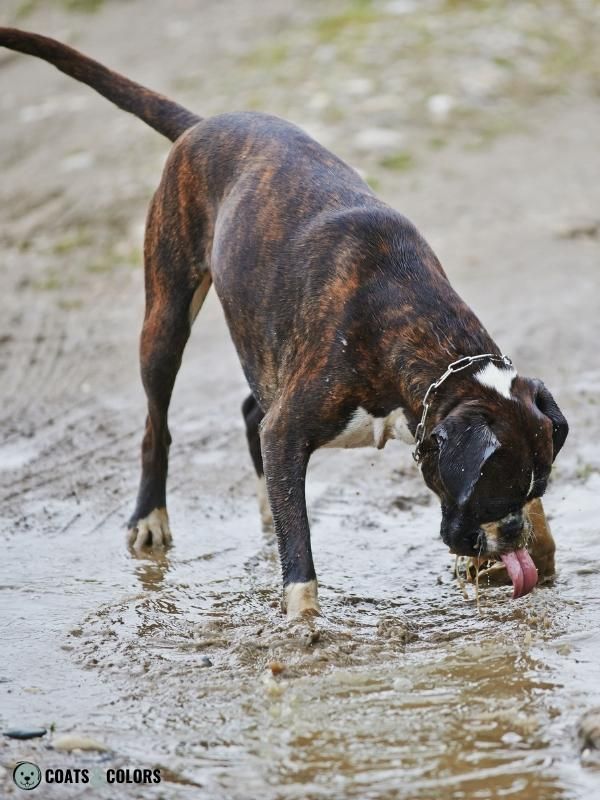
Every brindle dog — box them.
[1,29,568,617]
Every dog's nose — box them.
[499,511,523,540]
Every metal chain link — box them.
[412,353,513,463]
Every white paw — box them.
[284,580,320,619]
[128,508,172,551]
[256,475,274,532]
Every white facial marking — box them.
[324,406,412,450]
[475,363,517,399]
[528,470,535,498]
[284,580,320,619]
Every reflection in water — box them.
[131,549,171,593]
[130,550,182,636]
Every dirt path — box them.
[1,1,600,798]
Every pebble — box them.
[392,676,412,692]
[4,728,47,740]
[304,629,320,646]
[344,78,374,97]
[200,656,213,667]
[52,734,108,752]
[60,152,94,173]
[427,94,455,122]
[578,708,600,752]
[385,0,417,14]
[501,731,523,745]
[353,127,403,151]
[268,661,286,676]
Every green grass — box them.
[86,244,142,274]
[32,273,62,291]
[52,228,94,255]
[243,43,289,69]
[576,462,598,482]
[61,0,105,12]
[16,0,105,17]
[57,298,84,310]
[428,136,448,150]
[379,151,415,171]
[365,174,381,191]
[314,0,378,43]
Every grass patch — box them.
[576,462,598,482]
[86,244,142,274]
[443,0,495,9]
[379,151,415,171]
[314,0,378,43]
[86,260,113,274]
[16,0,105,17]
[15,0,38,19]
[61,0,105,12]
[57,298,84,310]
[32,273,62,291]
[243,43,289,69]
[52,228,94,255]
[171,74,203,92]
[428,136,447,150]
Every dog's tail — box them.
[0,27,201,142]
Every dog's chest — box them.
[324,407,413,450]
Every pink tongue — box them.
[500,549,538,599]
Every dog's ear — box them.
[532,381,568,461]
[431,412,500,507]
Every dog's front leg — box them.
[260,410,319,619]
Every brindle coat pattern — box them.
[0,29,568,614]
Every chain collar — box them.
[412,353,513,463]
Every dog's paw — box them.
[283,580,320,620]
[127,508,172,552]
[256,476,274,532]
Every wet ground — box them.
[1,1,600,798]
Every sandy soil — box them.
[1,1,600,798]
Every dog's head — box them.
[419,376,568,558]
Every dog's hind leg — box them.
[242,393,274,532]
[128,221,212,551]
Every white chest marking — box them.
[475,363,517,399]
[324,406,412,450]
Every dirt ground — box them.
[1,1,600,798]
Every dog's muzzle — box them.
[480,510,530,556]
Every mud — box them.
[1,1,600,798]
